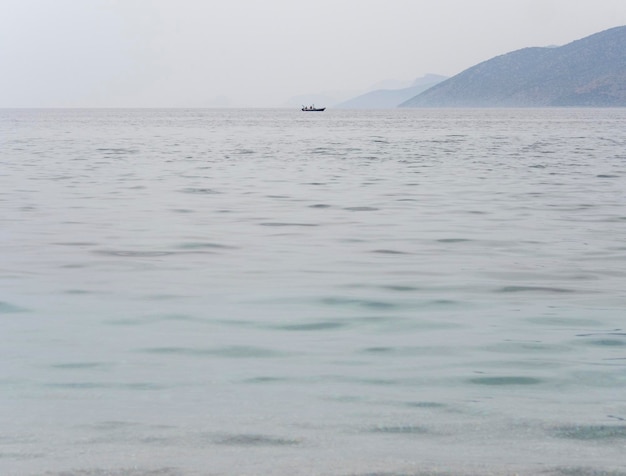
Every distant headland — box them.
[400,25,626,107]
[335,74,448,109]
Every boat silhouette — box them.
[301,105,326,112]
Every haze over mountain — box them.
[336,74,447,109]
[283,91,351,109]
[284,75,446,108]
[401,26,626,107]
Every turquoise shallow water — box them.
[1,108,626,475]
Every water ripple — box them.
[139,346,286,358]
[553,425,626,440]
[369,425,430,435]
[0,301,27,313]
[496,285,576,294]
[260,222,318,227]
[468,376,543,385]
[212,433,301,446]
[179,187,221,194]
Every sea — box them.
[1,108,626,476]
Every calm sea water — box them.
[2,108,626,476]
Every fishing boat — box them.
[301,105,326,112]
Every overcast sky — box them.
[1,0,625,107]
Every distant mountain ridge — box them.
[336,74,447,109]
[401,26,626,107]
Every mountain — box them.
[367,78,415,90]
[336,74,447,109]
[400,26,626,107]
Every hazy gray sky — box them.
[2,0,625,107]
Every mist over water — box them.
[2,108,626,475]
